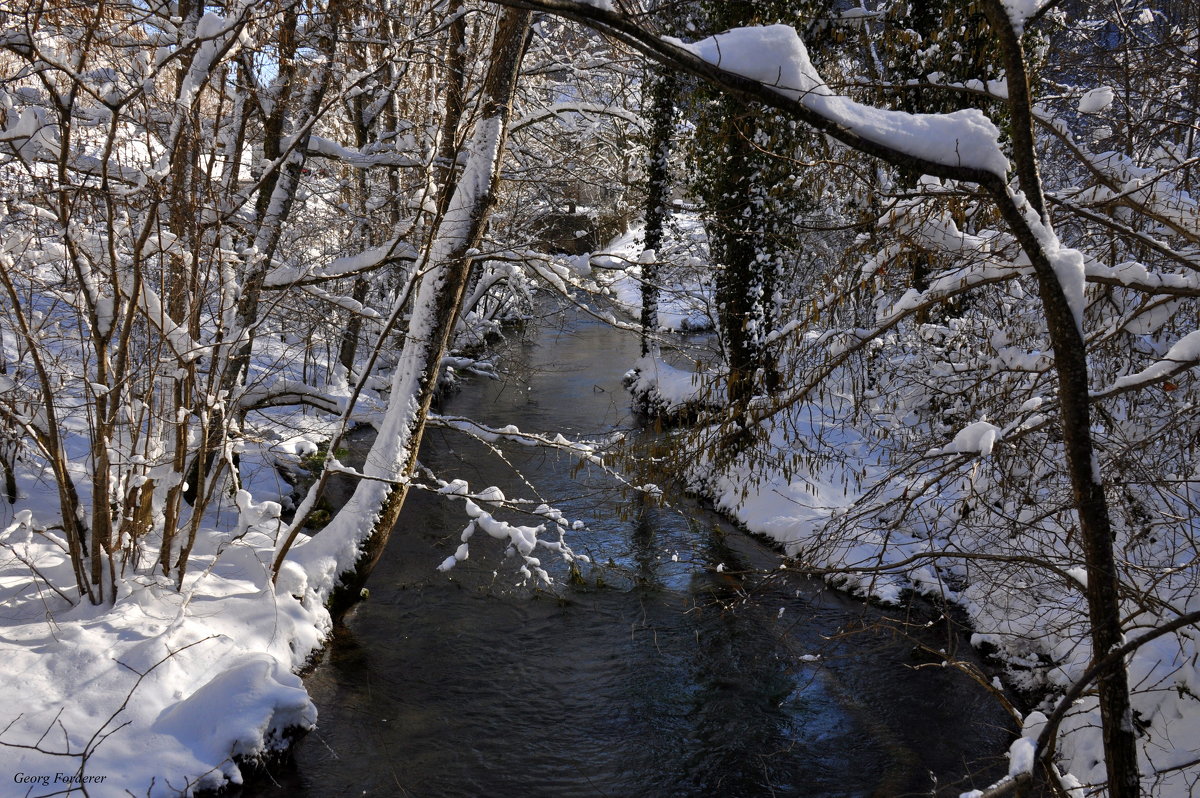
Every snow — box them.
[1007,737,1035,776]
[665,288,1200,797]
[298,134,423,169]
[1000,0,1041,34]
[286,111,512,605]
[176,11,247,110]
[152,654,315,767]
[667,26,1009,178]
[596,221,714,332]
[1015,189,1088,329]
[1077,86,1115,114]
[0,509,326,796]
[0,46,528,793]
[626,354,708,414]
[1005,710,1047,777]
[1076,149,1200,238]
[949,421,1002,457]
[264,234,417,288]
[5,7,1200,797]
[1096,329,1200,395]
[680,396,912,605]
[431,480,584,584]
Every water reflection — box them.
[242,310,1013,797]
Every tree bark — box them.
[982,5,1140,794]
[707,107,774,409]
[277,7,534,618]
[434,0,469,217]
[983,5,1140,791]
[639,67,675,356]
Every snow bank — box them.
[625,353,715,416]
[681,399,911,604]
[0,501,327,796]
[152,654,316,775]
[675,371,1200,795]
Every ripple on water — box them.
[248,312,1013,797]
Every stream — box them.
[250,308,1014,797]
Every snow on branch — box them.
[1070,148,1200,243]
[521,254,643,333]
[509,100,645,133]
[495,0,1010,186]
[751,262,1021,427]
[1091,330,1200,399]
[123,277,206,363]
[263,234,418,288]
[297,134,424,169]
[1084,260,1200,299]
[298,284,382,319]
[428,414,664,498]
[666,26,1010,179]
[235,379,347,415]
[432,479,588,584]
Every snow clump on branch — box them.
[665,25,1010,179]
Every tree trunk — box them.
[639,67,675,356]
[434,0,469,217]
[279,7,534,618]
[708,107,775,409]
[337,59,381,374]
[982,5,1141,794]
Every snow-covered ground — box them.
[0,412,344,796]
[591,217,715,333]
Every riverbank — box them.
[0,493,325,795]
[630,341,1200,796]
[0,396,364,796]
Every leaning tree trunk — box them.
[277,7,534,618]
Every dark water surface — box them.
[251,311,1013,797]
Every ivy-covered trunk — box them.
[687,0,834,415]
[639,66,676,356]
[706,104,776,409]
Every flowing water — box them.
[248,309,1014,797]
